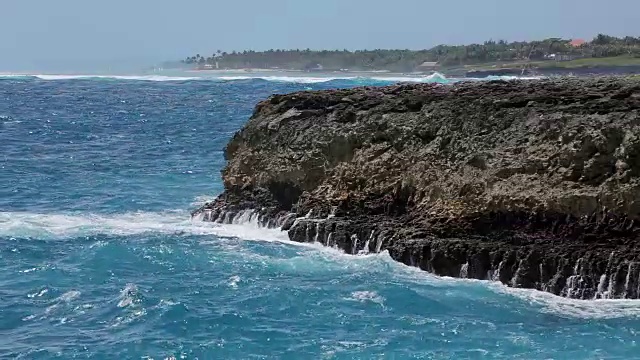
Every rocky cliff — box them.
[193,78,640,299]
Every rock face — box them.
[194,78,640,299]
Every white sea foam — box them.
[227,275,241,289]
[215,72,540,84]
[117,283,139,308]
[346,291,385,307]
[36,74,202,81]
[0,210,288,242]
[7,207,630,320]
[27,288,49,298]
[0,72,540,83]
[190,194,217,207]
[371,72,453,83]
[0,73,391,83]
[218,72,454,84]
[489,283,640,319]
[56,290,81,302]
[41,75,202,81]
[333,250,640,320]
[484,75,544,81]
[0,74,202,81]
[390,261,640,319]
[218,75,357,83]
[112,285,147,327]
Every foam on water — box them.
[2,72,636,359]
[219,76,346,83]
[226,228,640,321]
[0,72,540,84]
[490,283,640,319]
[381,256,640,320]
[0,74,202,81]
[346,291,385,306]
[190,195,217,207]
[218,73,452,84]
[196,211,640,321]
[0,210,287,242]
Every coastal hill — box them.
[194,77,640,299]
[183,34,640,74]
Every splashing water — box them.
[0,70,540,84]
[0,76,636,360]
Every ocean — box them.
[1,73,640,359]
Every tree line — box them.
[183,34,640,72]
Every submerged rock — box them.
[195,77,640,299]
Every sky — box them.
[1,0,638,72]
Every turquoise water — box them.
[2,75,640,359]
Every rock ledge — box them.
[194,78,640,299]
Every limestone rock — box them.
[195,77,640,299]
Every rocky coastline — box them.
[466,65,640,78]
[193,77,640,299]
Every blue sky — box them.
[1,0,638,71]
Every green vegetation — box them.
[459,56,640,72]
[183,34,640,72]
[534,55,640,68]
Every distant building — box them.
[418,61,439,70]
[200,62,219,70]
[570,39,586,47]
[555,54,577,62]
[303,63,324,71]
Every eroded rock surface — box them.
[194,78,640,299]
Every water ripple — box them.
[0,78,637,359]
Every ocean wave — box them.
[0,73,440,83]
[490,283,640,319]
[0,74,202,82]
[0,72,540,84]
[0,210,288,242]
[219,75,341,83]
[484,75,544,81]
[6,208,629,320]
[190,194,217,207]
[347,251,640,320]
[218,72,454,84]
[35,74,202,81]
[345,291,386,307]
[267,240,640,319]
[372,72,453,83]
[4,210,639,320]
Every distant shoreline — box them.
[181,34,640,77]
[185,68,433,77]
[183,65,640,79]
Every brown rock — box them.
[195,77,640,299]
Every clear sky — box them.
[2,0,638,72]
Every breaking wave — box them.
[0,74,202,81]
[216,72,456,84]
[0,72,540,84]
[0,210,287,242]
[3,209,638,320]
[492,284,640,319]
[381,256,640,320]
[2,70,633,359]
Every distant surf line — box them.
[0,72,542,84]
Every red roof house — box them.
[570,39,586,47]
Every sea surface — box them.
[2,73,640,359]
